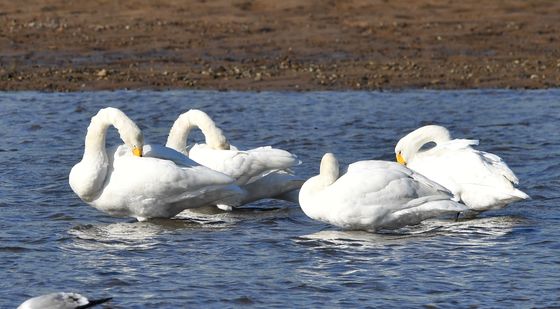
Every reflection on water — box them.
[440,215,521,236]
[296,230,415,249]
[297,215,519,250]
[67,222,168,251]
[1,90,559,307]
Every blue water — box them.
[1,90,559,308]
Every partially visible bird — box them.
[395,125,529,216]
[18,292,111,309]
[299,153,468,231]
[166,109,303,208]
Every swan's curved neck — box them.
[398,125,451,160]
[166,109,229,154]
[319,153,340,186]
[83,108,141,159]
[70,107,142,202]
[303,153,339,190]
[300,153,339,211]
[414,125,450,150]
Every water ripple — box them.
[1,90,559,308]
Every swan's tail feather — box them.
[241,172,304,204]
[207,184,246,207]
[77,297,112,309]
[248,147,300,170]
[384,200,468,229]
[512,188,530,200]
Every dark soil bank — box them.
[1,0,559,91]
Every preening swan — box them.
[166,109,303,206]
[298,153,467,231]
[18,292,111,309]
[394,125,529,214]
[69,107,242,221]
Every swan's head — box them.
[211,135,230,150]
[121,125,144,157]
[131,133,144,157]
[394,138,412,166]
[395,150,407,165]
[395,125,450,165]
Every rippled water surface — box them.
[1,90,559,308]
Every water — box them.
[1,90,559,308]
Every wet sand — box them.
[1,0,559,91]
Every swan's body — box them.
[394,125,529,214]
[69,107,241,221]
[299,153,467,231]
[18,292,111,309]
[166,109,303,206]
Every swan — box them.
[165,109,304,208]
[18,292,111,309]
[298,153,467,231]
[394,125,529,215]
[69,107,242,221]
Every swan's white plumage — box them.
[18,292,111,309]
[394,125,529,213]
[69,107,241,221]
[188,144,299,185]
[239,170,304,204]
[165,109,302,205]
[299,153,467,231]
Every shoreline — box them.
[1,0,559,92]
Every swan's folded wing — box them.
[435,143,521,188]
[242,146,300,182]
[189,144,252,180]
[240,170,305,204]
[385,199,467,229]
[110,153,237,205]
[438,139,479,151]
[190,144,300,184]
[333,168,417,210]
[143,144,201,168]
[112,144,201,168]
[340,162,455,213]
[246,146,301,167]
[348,160,452,195]
[342,168,465,229]
[477,150,520,185]
[112,145,235,190]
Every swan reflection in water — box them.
[177,203,294,222]
[297,215,522,250]
[67,221,180,252]
[65,204,294,251]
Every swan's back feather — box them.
[478,150,519,184]
[189,144,300,184]
[438,138,479,150]
[349,160,451,195]
[408,138,528,210]
[142,144,201,168]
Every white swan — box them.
[394,125,529,214]
[298,153,467,231]
[69,107,242,221]
[18,292,111,309]
[165,109,303,207]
